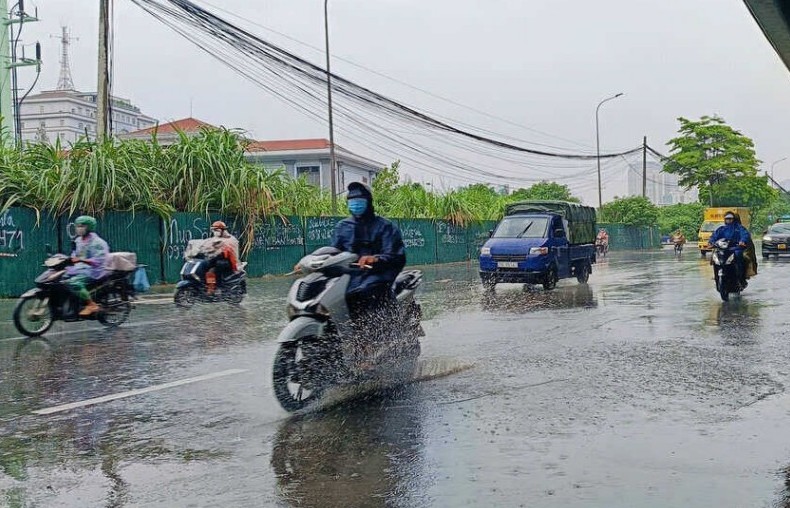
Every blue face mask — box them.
[348,198,368,216]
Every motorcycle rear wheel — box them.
[97,289,132,327]
[13,294,53,337]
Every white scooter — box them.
[273,247,424,412]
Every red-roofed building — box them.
[122,118,384,190]
[119,117,217,144]
[245,137,383,191]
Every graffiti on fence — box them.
[437,220,464,245]
[166,217,215,260]
[0,211,23,256]
[305,217,340,244]
[401,226,426,249]
[254,220,304,251]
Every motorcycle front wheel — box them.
[13,294,54,337]
[273,340,326,412]
[715,271,729,302]
[174,286,199,308]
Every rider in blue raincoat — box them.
[331,182,406,337]
[709,211,751,286]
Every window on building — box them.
[39,120,45,127]
[39,106,44,113]
[78,123,84,130]
[296,166,321,187]
[71,108,75,113]
[60,119,64,126]
[21,122,24,129]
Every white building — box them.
[626,160,698,205]
[17,27,156,145]
[246,138,383,190]
[19,91,157,144]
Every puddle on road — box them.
[303,357,474,413]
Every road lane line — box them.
[0,318,177,343]
[32,368,249,415]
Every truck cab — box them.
[479,201,596,290]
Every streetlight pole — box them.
[770,157,787,184]
[595,92,624,209]
[324,0,338,213]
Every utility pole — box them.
[96,0,109,141]
[2,0,41,146]
[642,136,647,198]
[0,0,11,142]
[324,0,338,213]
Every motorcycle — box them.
[13,252,138,337]
[674,240,685,255]
[711,239,745,301]
[173,240,247,308]
[595,239,608,257]
[272,247,424,412]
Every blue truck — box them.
[479,200,597,290]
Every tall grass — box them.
[0,129,567,240]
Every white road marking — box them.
[32,368,249,415]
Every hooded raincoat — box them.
[331,183,406,294]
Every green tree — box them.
[657,202,705,240]
[600,196,659,226]
[697,175,778,210]
[509,181,580,203]
[663,116,760,205]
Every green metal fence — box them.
[597,223,661,250]
[0,207,660,297]
[0,209,59,297]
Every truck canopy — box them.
[504,200,597,244]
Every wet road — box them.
[2,250,790,507]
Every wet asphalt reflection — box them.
[3,249,790,506]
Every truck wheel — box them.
[542,266,558,290]
[576,263,590,284]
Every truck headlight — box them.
[764,236,773,242]
[481,247,491,256]
[529,247,549,255]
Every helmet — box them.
[346,182,373,201]
[211,220,227,230]
[724,212,735,220]
[75,215,97,232]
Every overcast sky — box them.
[18,0,790,204]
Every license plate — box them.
[780,244,787,250]
[497,261,519,268]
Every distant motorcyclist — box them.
[709,211,751,286]
[595,228,609,255]
[330,182,406,342]
[202,221,239,294]
[671,229,686,245]
[66,215,109,317]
